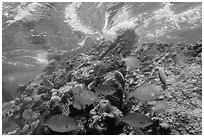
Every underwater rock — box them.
[93,61,109,76]
[2,15,202,134]
[24,82,41,96]
[72,63,95,85]
[89,99,123,133]
[21,124,30,135]
[16,84,27,97]
[22,96,33,104]
[90,99,123,120]
[47,68,68,89]
[41,92,52,101]
[37,85,50,94]
[99,29,138,60]
[44,59,59,75]
[58,81,81,94]
[31,100,44,111]
[50,95,61,103]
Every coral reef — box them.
[2,29,202,135]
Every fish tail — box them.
[38,115,45,126]
[162,85,167,90]
[120,53,124,61]
[112,112,121,127]
[150,108,155,117]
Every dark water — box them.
[2,2,202,101]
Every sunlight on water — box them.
[35,51,49,65]
[64,2,201,44]
[64,2,96,35]
[102,4,139,41]
[64,3,139,42]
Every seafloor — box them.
[2,28,202,135]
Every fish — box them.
[2,117,18,133]
[174,50,186,65]
[72,85,83,96]
[119,133,126,135]
[113,112,153,128]
[151,101,168,116]
[143,48,161,57]
[120,53,141,71]
[73,90,100,109]
[93,62,108,76]
[94,84,117,96]
[73,99,83,110]
[157,67,167,86]
[23,109,39,122]
[41,114,80,133]
[124,83,163,102]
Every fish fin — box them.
[132,127,144,135]
[129,130,134,135]
[150,107,155,117]
[158,68,167,86]
[73,98,82,110]
[108,95,120,102]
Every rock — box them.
[58,82,75,94]
[99,29,139,60]
[51,69,68,89]
[41,92,51,101]
[37,85,49,94]
[21,124,30,135]
[22,97,33,104]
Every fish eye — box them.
[65,125,69,128]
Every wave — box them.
[136,3,202,41]
[64,2,139,42]
[102,4,139,41]
[5,61,35,67]
[64,2,96,36]
[63,2,201,44]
